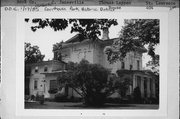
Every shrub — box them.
[30,95,36,101]
[106,97,121,103]
[133,87,142,104]
[48,88,58,94]
[54,93,68,102]
[36,95,44,104]
[36,93,45,104]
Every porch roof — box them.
[116,69,157,78]
[41,70,67,75]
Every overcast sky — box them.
[25,19,155,68]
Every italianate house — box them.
[25,28,158,101]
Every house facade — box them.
[59,35,145,73]
[53,31,158,99]
[25,60,67,98]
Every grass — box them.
[25,101,159,109]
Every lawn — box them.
[25,101,159,109]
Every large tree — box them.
[57,59,119,106]
[25,42,45,63]
[105,19,159,64]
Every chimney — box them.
[53,51,58,60]
[102,27,109,40]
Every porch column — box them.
[129,85,133,95]
[140,78,144,98]
[147,78,151,98]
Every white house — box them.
[25,29,158,100]
[25,60,66,98]
[53,29,157,99]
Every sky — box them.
[25,19,156,68]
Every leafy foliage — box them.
[116,77,132,97]
[48,88,58,94]
[146,54,159,75]
[25,18,68,32]
[69,19,118,40]
[105,19,159,64]
[25,18,118,40]
[25,42,45,63]
[133,87,142,104]
[116,70,133,97]
[57,59,118,106]
[52,41,64,61]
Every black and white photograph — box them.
[24,18,159,109]
[1,0,179,118]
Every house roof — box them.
[62,34,147,53]
[65,34,84,43]
[65,33,118,44]
[41,69,67,75]
[62,34,119,49]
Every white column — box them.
[129,85,132,95]
[133,75,136,90]
[141,78,144,98]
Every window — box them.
[34,80,38,90]
[130,65,133,70]
[121,62,125,69]
[137,60,140,70]
[44,66,48,72]
[50,80,57,90]
[35,66,38,73]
